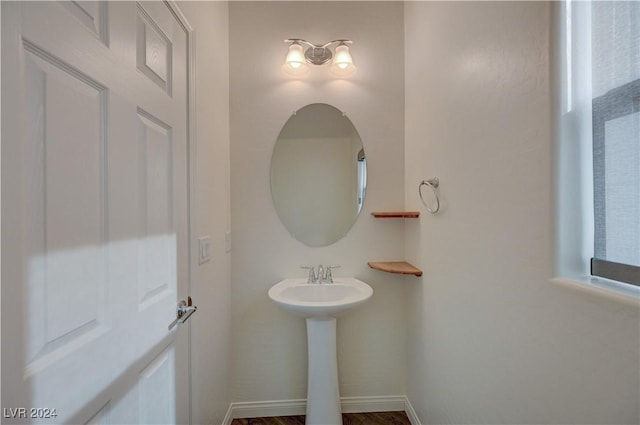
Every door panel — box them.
[23,43,109,372]
[138,347,176,425]
[137,5,173,95]
[2,2,191,423]
[137,109,175,310]
[60,1,108,45]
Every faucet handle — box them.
[324,265,340,283]
[301,266,316,283]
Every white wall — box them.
[404,2,640,424]
[179,2,232,424]
[229,1,407,404]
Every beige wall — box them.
[404,2,639,424]
[229,1,408,403]
[179,2,232,424]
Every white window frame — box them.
[552,0,640,303]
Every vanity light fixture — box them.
[283,39,356,76]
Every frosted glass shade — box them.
[331,44,356,76]
[284,43,306,70]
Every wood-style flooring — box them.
[230,411,411,425]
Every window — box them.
[558,1,640,288]
[590,1,639,286]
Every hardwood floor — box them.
[230,411,411,425]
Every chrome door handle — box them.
[168,297,198,331]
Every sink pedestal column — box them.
[305,317,342,425]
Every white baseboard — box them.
[340,395,407,414]
[221,403,234,425]
[403,396,422,425]
[222,395,421,424]
[230,398,307,419]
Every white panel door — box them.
[1,1,191,423]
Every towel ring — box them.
[419,178,440,214]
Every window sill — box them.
[550,276,640,306]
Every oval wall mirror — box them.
[270,103,367,247]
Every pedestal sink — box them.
[268,278,373,425]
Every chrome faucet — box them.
[301,265,341,284]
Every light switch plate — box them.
[225,230,232,253]
[198,236,211,265]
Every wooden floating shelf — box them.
[368,261,423,277]
[371,211,420,218]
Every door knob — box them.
[168,298,198,331]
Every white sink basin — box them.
[268,277,373,318]
[268,277,373,424]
